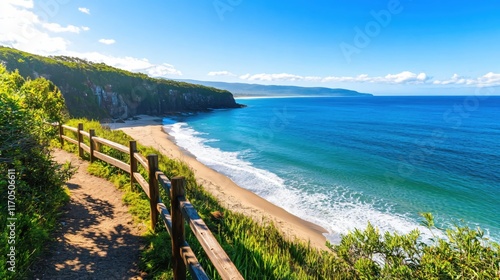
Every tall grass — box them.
[58,119,500,279]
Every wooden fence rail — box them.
[56,123,244,280]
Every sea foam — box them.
[163,120,439,243]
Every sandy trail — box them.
[32,149,146,280]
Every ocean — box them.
[163,96,500,243]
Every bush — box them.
[330,213,500,279]
[0,65,72,279]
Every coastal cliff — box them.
[0,47,242,120]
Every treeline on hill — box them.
[0,46,241,120]
[0,65,74,279]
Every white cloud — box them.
[239,73,318,82]
[147,64,182,77]
[6,0,33,8]
[1,2,497,87]
[250,73,302,81]
[68,52,182,77]
[78,7,90,15]
[42,22,81,33]
[238,71,500,88]
[323,71,430,84]
[239,71,430,85]
[303,76,323,82]
[208,71,236,77]
[433,74,470,85]
[383,71,429,84]
[98,39,116,45]
[0,2,182,78]
[434,73,500,86]
[478,72,500,86]
[322,74,371,83]
[239,73,251,80]
[0,1,69,54]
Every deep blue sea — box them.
[163,96,500,243]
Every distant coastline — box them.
[234,95,374,99]
[177,79,373,98]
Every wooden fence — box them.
[56,123,244,280]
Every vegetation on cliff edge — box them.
[0,46,241,120]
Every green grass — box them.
[0,143,74,280]
[0,181,71,279]
[58,118,500,280]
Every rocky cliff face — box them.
[79,78,242,119]
[0,47,243,120]
[130,87,242,117]
[82,80,242,119]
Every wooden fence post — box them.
[171,176,187,280]
[89,129,96,163]
[58,122,64,146]
[148,154,159,231]
[77,123,84,158]
[129,141,137,191]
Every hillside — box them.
[179,79,373,97]
[0,47,242,120]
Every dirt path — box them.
[31,149,147,280]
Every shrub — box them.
[0,65,72,279]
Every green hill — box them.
[179,79,373,97]
[0,47,242,120]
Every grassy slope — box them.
[60,119,340,279]
[59,119,500,279]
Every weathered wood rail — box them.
[56,123,244,280]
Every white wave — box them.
[164,121,441,244]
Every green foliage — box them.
[0,65,72,279]
[139,231,174,279]
[0,46,239,120]
[330,213,500,279]
[57,118,500,279]
[20,77,68,123]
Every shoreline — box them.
[234,95,370,100]
[109,115,329,250]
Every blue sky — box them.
[1,0,499,95]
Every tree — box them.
[20,77,68,123]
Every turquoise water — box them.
[163,96,500,243]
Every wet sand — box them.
[109,115,328,249]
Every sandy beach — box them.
[108,115,328,250]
